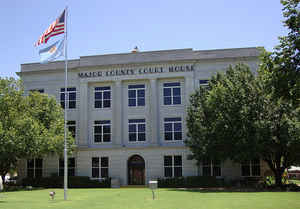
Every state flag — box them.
[39,38,64,63]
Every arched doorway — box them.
[128,155,145,185]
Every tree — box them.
[0,78,75,183]
[186,0,300,187]
[258,0,300,184]
[260,0,300,105]
[186,64,300,187]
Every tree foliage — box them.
[186,0,300,187]
[186,64,300,186]
[0,78,75,182]
[260,0,300,105]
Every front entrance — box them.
[128,155,145,185]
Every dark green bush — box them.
[240,177,262,187]
[68,176,111,188]
[286,183,300,191]
[158,176,224,188]
[3,185,28,192]
[21,176,111,188]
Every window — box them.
[27,158,43,178]
[163,82,181,105]
[94,87,111,108]
[202,158,221,176]
[67,121,76,139]
[128,84,145,107]
[60,87,76,109]
[199,80,209,87]
[164,155,182,177]
[128,119,146,142]
[92,157,109,178]
[164,117,182,141]
[241,159,260,176]
[199,80,210,91]
[59,157,76,176]
[29,89,44,93]
[94,120,111,143]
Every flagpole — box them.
[63,6,68,201]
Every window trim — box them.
[241,159,261,177]
[91,157,109,179]
[93,120,112,143]
[163,155,183,178]
[58,157,76,177]
[128,119,146,142]
[202,159,221,177]
[94,86,111,109]
[199,79,209,86]
[60,87,77,109]
[163,117,183,141]
[27,158,43,178]
[163,82,182,106]
[128,84,146,107]
[67,121,76,139]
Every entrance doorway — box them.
[128,155,145,185]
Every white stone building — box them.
[17,47,269,185]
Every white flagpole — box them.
[63,6,68,201]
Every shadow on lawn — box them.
[167,188,272,193]
[48,200,67,204]
[2,188,47,193]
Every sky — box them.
[1,0,288,78]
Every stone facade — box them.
[18,47,269,185]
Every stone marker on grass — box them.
[149,180,158,200]
[111,178,120,188]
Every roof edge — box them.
[79,48,194,59]
[194,46,264,53]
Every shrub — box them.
[68,176,111,188]
[157,176,224,188]
[286,183,300,191]
[240,177,262,187]
[21,176,111,188]
[3,186,24,192]
[157,177,185,188]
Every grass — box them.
[0,188,300,209]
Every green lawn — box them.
[0,188,300,209]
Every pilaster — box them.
[113,80,123,146]
[78,81,89,146]
[149,78,159,145]
[184,76,194,107]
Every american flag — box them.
[35,9,65,46]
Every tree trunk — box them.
[264,158,285,188]
[274,170,283,187]
[0,173,6,190]
[1,173,6,183]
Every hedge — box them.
[157,176,224,188]
[21,176,111,188]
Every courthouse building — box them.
[17,47,269,185]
